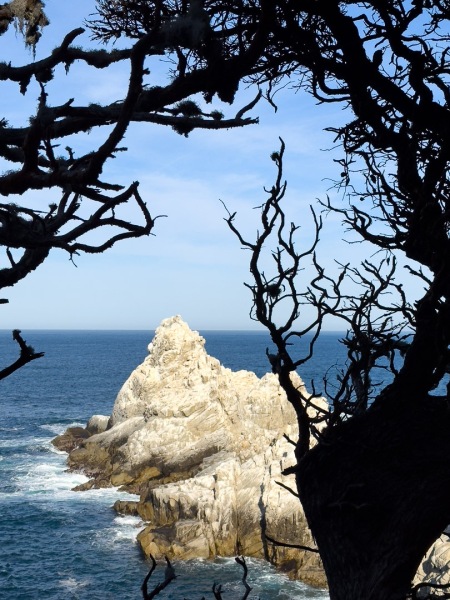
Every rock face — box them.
[66,315,327,587]
[414,532,450,598]
[53,426,91,453]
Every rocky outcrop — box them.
[64,315,328,587]
[52,417,109,454]
[414,532,450,598]
[52,426,91,453]
[86,415,109,436]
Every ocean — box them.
[0,329,342,600]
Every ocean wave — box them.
[113,515,145,543]
[176,557,329,599]
[58,575,91,592]
[2,426,138,505]
[14,458,139,505]
[0,425,23,432]
[16,459,88,494]
[90,514,144,546]
[0,435,50,449]
[40,422,85,435]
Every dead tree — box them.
[0,329,44,380]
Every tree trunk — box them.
[297,395,450,600]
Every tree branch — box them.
[0,329,44,381]
[141,555,176,600]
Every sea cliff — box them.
[55,316,327,587]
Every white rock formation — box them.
[68,315,328,586]
[414,532,450,597]
[60,315,450,591]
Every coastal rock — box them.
[86,415,109,435]
[51,416,108,455]
[66,315,328,587]
[52,426,90,453]
[414,532,450,598]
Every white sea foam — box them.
[114,514,143,527]
[10,442,137,505]
[17,461,139,504]
[113,514,145,541]
[40,421,85,435]
[92,514,144,548]
[58,575,91,591]
[2,421,137,505]
[15,459,89,496]
[0,435,49,449]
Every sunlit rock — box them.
[64,315,328,587]
[414,531,450,598]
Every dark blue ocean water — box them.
[0,329,339,600]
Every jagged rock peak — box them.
[110,315,223,426]
[109,315,300,442]
[147,315,208,365]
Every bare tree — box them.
[226,135,449,599]
[222,2,450,598]
[0,0,269,375]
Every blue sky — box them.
[0,1,422,331]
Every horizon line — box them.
[0,327,347,333]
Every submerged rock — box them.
[64,315,327,587]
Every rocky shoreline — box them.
[53,316,327,587]
[52,316,450,595]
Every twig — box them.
[0,330,44,381]
[235,556,252,600]
[265,534,319,553]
